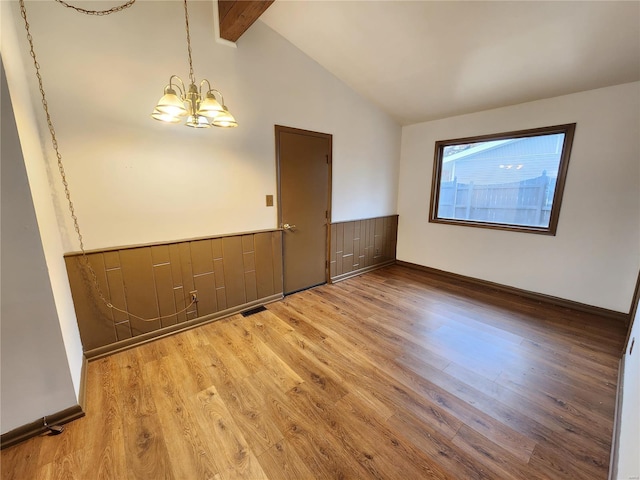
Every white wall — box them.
[397,82,640,313]
[1,3,84,403]
[616,304,640,479]
[4,0,400,253]
[1,62,78,434]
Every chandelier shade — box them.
[155,87,189,117]
[151,108,182,123]
[198,92,225,118]
[151,0,237,129]
[212,108,238,128]
[186,115,212,128]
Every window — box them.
[429,124,576,235]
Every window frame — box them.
[429,123,576,235]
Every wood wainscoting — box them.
[330,215,398,282]
[65,230,283,358]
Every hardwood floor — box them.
[1,265,627,479]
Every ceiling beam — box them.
[218,0,275,43]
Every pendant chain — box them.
[183,0,196,85]
[17,0,195,323]
[54,0,135,16]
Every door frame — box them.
[275,125,333,288]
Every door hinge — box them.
[326,154,330,164]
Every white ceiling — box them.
[260,1,640,125]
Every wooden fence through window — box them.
[438,173,556,227]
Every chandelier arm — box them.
[199,78,212,96]
[200,82,226,109]
[182,0,196,85]
[210,89,225,107]
[169,75,186,97]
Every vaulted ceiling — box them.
[259,1,640,125]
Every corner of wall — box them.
[1,1,84,400]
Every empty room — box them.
[1,1,638,479]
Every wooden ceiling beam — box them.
[218,0,275,43]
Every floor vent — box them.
[241,305,267,317]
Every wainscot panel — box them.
[65,230,283,358]
[330,215,398,283]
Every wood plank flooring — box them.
[1,265,627,479]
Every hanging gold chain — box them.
[54,0,135,16]
[18,0,195,323]
[183,0,195,85]
[19,0,105,301]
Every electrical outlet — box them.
[190,290,198,302]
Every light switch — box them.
[266,195,274,207]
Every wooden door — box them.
[276,126,331,294]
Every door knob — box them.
[282,223,296,230]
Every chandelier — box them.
[152,0,237,128]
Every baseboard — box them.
[623,271,640,353]
[0,404,85,450]
[608,357,624,480]
[396,261,629,324]
[330,260,396,284]
[84,293,284,360]
[78,355,88,411]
